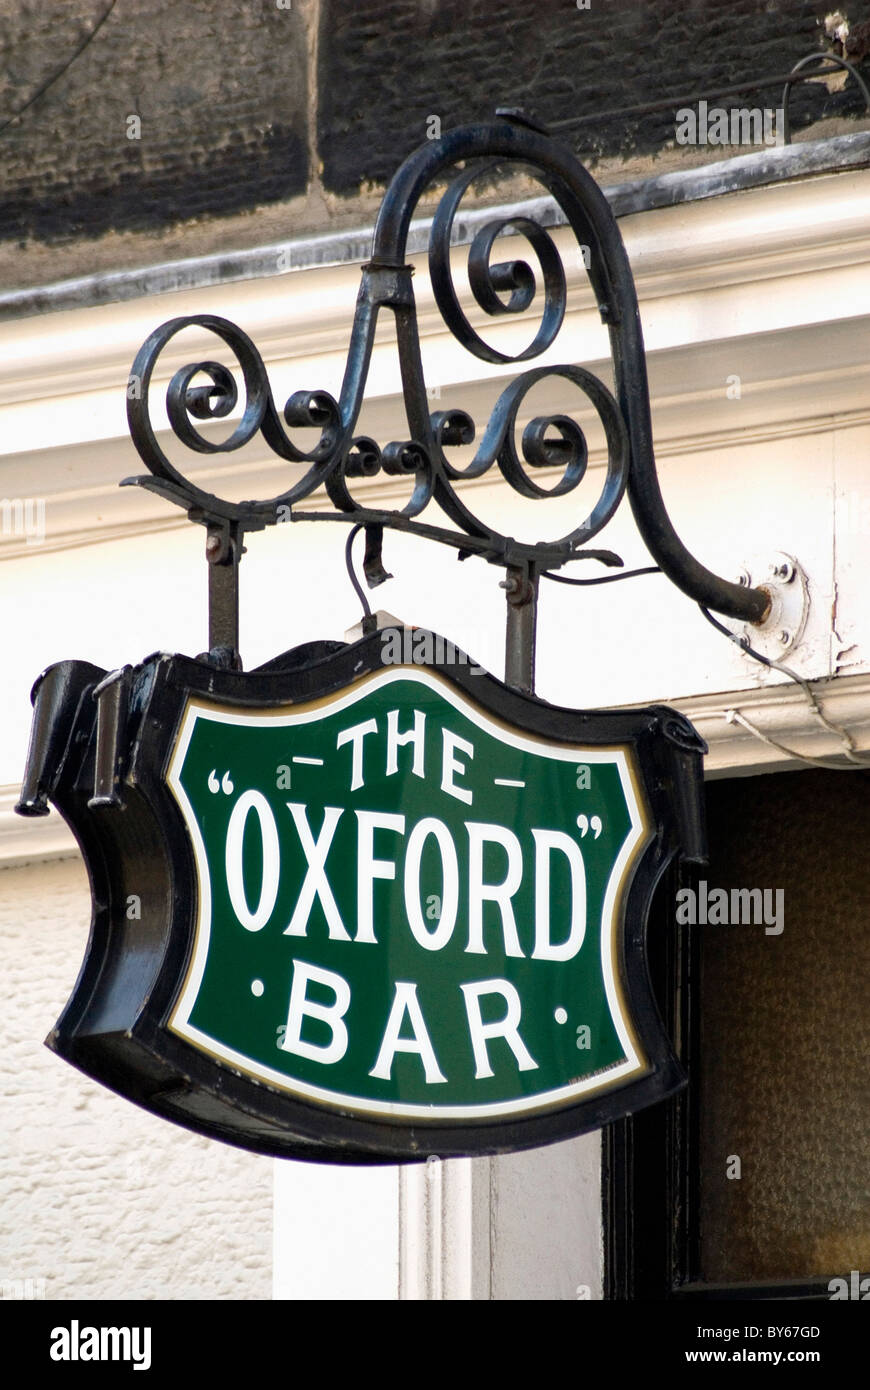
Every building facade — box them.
[1,1,868,1301]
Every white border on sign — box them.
[166,666,650,1120]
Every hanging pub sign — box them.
[14,112,765,1162]
[17,629,706,1161]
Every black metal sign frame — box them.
[19,631,705,1163]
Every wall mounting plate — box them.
[736,552,809,660]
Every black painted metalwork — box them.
[548,50,870,143]
[781,53,870,145]
[124,116,771,683]
[26,629,706,1162]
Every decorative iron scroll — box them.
[124,116,769,649]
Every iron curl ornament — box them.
[124,115,770,688]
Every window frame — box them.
[602,852,859,1301]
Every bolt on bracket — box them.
[736,552,809,659]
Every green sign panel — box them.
[167,667,650,1121]
[29,635,704,1159]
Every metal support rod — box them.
[89,668,129,809]
[206,522,241,666]
[503,564,539,695]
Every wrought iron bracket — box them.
[735,553,809,659]
[202,519,243,667]
[501,562,539,696]
[124,114,773,682]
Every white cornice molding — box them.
[4,670,870,864]
[668,670,870,777]
[2,162,870,560]
[1,173,867,558]
[3,166,870,402]
[1,131,867,323]
[2,396,869,563]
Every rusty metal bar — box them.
[503,564,539,695]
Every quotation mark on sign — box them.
[207,770,234,795]
[576,814,603,839]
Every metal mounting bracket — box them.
[123,116,778,684]
[737,552,809,659]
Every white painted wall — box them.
[274,1161,399,1300]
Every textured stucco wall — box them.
[0,855,272,1301]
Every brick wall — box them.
[1,1,869,279]
[318,0,870,190]
[0,0,309,245]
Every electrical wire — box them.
[542,565,661,587]
[0,2,118,139]
[345,524,372,620]
[546,54,868,133]
[698,604,870,769]
[722,707,853,769]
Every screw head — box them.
[769,560,795,582]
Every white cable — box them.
[703,603,870,770]
[723,707,863,770]
[761,654,870,765]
